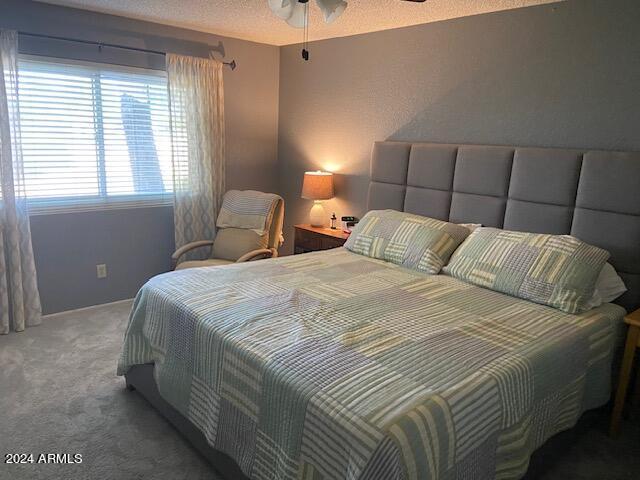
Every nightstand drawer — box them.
[321,236,345,250]
[294,224,349,254]
[295,228,322,253]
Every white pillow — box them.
[587,263,627,309]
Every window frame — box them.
[18,55,174,216]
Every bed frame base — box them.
[124,364,249,480]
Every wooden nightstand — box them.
[294,224,350,254]
[610,308,640,435]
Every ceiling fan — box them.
[268,0,426,60]
[269,0,426,27]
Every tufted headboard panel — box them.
[367,141,640,312]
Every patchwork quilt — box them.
[118,248,624,480]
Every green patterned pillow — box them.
[443,227,610,314]
[344,210,470,274]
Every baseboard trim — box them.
[42,298,134,319]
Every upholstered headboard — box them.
[367,141,640,312]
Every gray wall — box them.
[30,207,174,314]
[4,0,640,310]
[277,0,640,254]
[1,0,280,313]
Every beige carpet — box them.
[0,301,220,480]
[0,301,638,480]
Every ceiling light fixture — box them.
[268,0,426,61]
[315,0,348,23]
[268,0,347,26]
[268,0,347,61]
[286,1,309,28]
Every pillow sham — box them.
[344,210,470,274]
[443,227,610,314]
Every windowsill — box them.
[28,198,173,216]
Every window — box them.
[17,57,174,213]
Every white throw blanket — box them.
[216,190,280,235]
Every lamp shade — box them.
[302,171,334,200]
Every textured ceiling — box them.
[36,0,564,46]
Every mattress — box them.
[118,248,625,480]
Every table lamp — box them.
[301,171,334,227]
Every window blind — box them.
[17,57,174,213]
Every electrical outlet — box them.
[96,264,107,279]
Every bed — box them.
[119,141,640,480]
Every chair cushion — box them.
[175,258,234,270]
[344,209,470,274]
[212,228,269,261]
[443,227,610,314]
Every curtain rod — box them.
[18,32,237,70]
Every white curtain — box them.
[167,54,225,258]
[0,30,42,334]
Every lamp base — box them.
[309,201,326,227]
